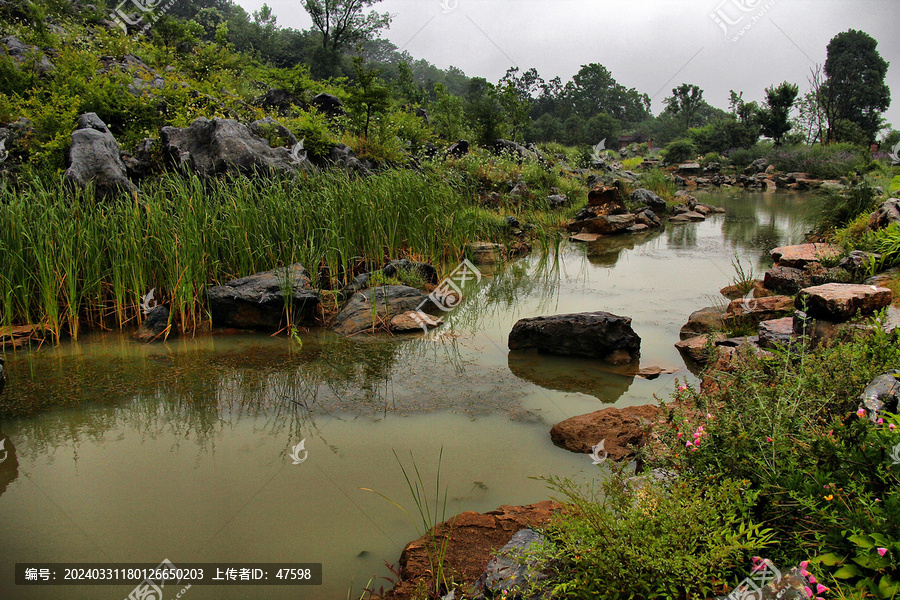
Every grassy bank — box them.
[0,168,510,340]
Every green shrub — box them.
[810,179,882,234]
[661,138,697,165]
[639,168,676,200]
[539,469,774,599]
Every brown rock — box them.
[720,280,772,300]
[390,311,442,332]
[587,186,628,214]
[635,366,678,379]
[679,306,726,340]
[675,333,725,364]
[467,242,507,265]
[770,243,841,268]
[796,283,892,322]
[763,265,813,295]
[550,404,661,460]
[580,213,636,234]
[396,501,562,587]
[868,199,900,231]
[758,317,795,349]
[725,295,795,321]
[0,324,51,349]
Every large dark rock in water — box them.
[630,188,667,214]
[160,117,311,177]
[331,285,439,336]
[508,311,641,365]
[207,264,319,330]
[65,113,137,198]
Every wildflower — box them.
[890,424,896,431]
[677,432,683,439]
[856,408,866,417]
[766,437,773,442]
[693,432,701,439]
[878,547,888,557]
[799,561,809,576]
[824,495,833,501]
[816,584,828,594]
[878,418,885,424]
[804,586,813,598]
[686,441,693,447]
[808,574,817,584]
[706,413,712,419]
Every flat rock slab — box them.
[0,324,50,349]
[634,366,679,379]
[550,404,661,460]
[669,211,705,223]
[570,233,603,243]
[580,213,635,234]
[796,283,892,322]
[207,264,319,330]
[725,295,795,321]
[508,311,641,365]
[758,317,795,349]
[467,242,508,265]
[390,311,442,332]
[332,285,437,335]
[770,243,841,268]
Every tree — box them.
[465,78,505,146]
[564,64,650,126]
[823,29,891,143]
[302,0,391,55]
[759,81,799,146]
[347,55,390,138]
[794,90,825,144]
[664,84,703,130]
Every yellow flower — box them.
[824,494,834,501]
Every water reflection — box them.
[0,432,17,500]
[585,230,663,267]
[507,352,635,401]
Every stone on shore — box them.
[770,243,841,268]
[549,404,661,460]
[508,311,641,365]
[795,283,892,322]
[207,264,319,330]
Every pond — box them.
[0,190,813,599]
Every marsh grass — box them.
[0,169,494,340]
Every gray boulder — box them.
[858,370,900,419]
[1,35,55,73]
[255,88,304,114]
[446,140,469,158]
[327,144,371,176]
[207,264,319,330]
[332,285,439,336]
[161,118,311,177]
[310,92,344,116]
[869,199,900,231]
[470,529,549,599]
[508,311,641,365]
[630,188,667,214]
[493,139,539,162]
[65,113,137,198]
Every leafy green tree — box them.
[759,81,799,146]
[302,0,391,56]
[465,77,505,146]
[664,83,703,131]
[429,82,465,141]
[347,55,390,138]
[823,29,891,143]
[395,61,423,105]
[564,63,650,126]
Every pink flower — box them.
[686,441,693,447]
[890,424,896,431]
[706,413,713,419]
[799,560,809,576]
[808,574,817,584]
[766,437,773,442]
[804,586,813,598]
[678,386,687,391]
[878,418,885,424]
[677,432,683,438]
[856,408,866,417]
[878,547,888,557]
[817,584,828,594]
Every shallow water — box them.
[0,190,812,599]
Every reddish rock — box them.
[389,501,562,596]
[725,295,795,321]
[675,333,725,364]
[758,317,796,349]
[770,243,841,268]
[550,404,661,460]
[796,283,892,322]
[720,280,773,300]
[763,265,815,295]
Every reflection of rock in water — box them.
[507,352,635,402]
[584,230,662,268]
[0,433,18,499]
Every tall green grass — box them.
[0,169,493,339]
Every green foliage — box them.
[539,469,774,600]
[814,530,900,599]
[769,143,870,179]
[810,178,882,233]
[661,138,697,165]
[650,322,900,568]
[278,108,336,158]
[639,168,677,200]
[664,83,704,130]
[346,55,390,138]
[759,81,799,146]
[872,223,900,269]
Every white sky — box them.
[234,0,900,132]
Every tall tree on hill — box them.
[822,29,890,143]
[759,81,799,146]
[302,0,391,56]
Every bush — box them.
[539,469,774,599]
[661,138,697,165]
[810,178,882,234]
[768,143,868,179]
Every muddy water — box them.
[0,190,812,599]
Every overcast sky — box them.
[235,0,900,133]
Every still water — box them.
[0,190,812,599]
